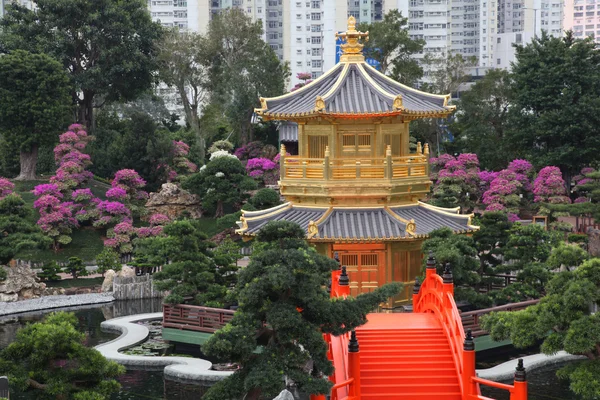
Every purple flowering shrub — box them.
[533,166,570,204]
[246,157,279,185]
[430,153,481,211]
[104,213,168,254]
[110,169,148,217]
[51,124,94,191]
[572,167,599,203]
[234,141,265,161]
[481,159,534,218]
[0,178,15,200]
[32,183,78,250]
[159,141,198,182]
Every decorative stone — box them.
[587,228,600,257]
[272,390,295,400]
[145,183,202,219]
[101,269,117,292]
[0,264,46,302]
[119,266,136,279]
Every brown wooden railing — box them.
[162,304,235,333]
[460,299,540,338]
[477,274,519,294]
[281,155,428,181]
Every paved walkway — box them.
[0,292,114,316]
[95,313,233,383]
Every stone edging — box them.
[0,293,115,317]
[96,312,583,385]
[476,351,586,381]
[95,313,233,384]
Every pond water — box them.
[0,300,582,400]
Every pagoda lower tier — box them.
[236,201,477,306]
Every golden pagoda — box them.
[236,17,477,306]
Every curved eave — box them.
[256,108,455,121]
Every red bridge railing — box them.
[162,304,235,333]
[414,254,528,400]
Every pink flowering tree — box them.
[104,213,169,255]
[430,153,481,212]
[481,159,534,221]
[573,167,598,203]
[0,178,14,200]
[32,183,78,250]
[110,169,149,217]
[246,157,279,186]
[159,140,198,182]
[51,124,94,192]
[234,141,265,161]
[291,72,313,91]
[71,188,100,224]
[533,166,571,204]
[93,200,131,229]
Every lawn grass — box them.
[15,228,105,263]
[46,277,104,288]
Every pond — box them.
[0,299,210,400]
[0,300,583,400]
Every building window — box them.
[297,49,302,54]
[497,37,501,43]
[312,60,322,68]
[497,58,501,65]
[363,9,368,16]
[297,14,302,19]
[311,12,321,20]
[257,7,262,13]
[296,61,303,67]
[312,0,320,8]
[311,36,322,44]
[296,25,302,31]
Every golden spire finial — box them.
[335,16,369,62]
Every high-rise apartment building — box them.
[564,0,600,42]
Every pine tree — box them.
[202,221,402,400]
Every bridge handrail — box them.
[413,271,465,395]
[461,299,541,338]
[162,304,235,333]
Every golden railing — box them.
[281,155,429,181]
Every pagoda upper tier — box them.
[256,17,454,121]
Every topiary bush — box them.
[248,188,281,210]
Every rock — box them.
[272,390,295,400]
[146,183,202,219]
[0,293,18,302]
[588,228,600,257]
[101,269,116,292]
[118,266,136,279]
[0,264,46,301]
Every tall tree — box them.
[205,8,289,144]
[507,31,600,186]
[481,258,600,400]
[358,10,424,85]
[157,29,209,159]
[0,50,71,180]
[450,69,514,171]
[202,221,402,400]
[0,0,163,129]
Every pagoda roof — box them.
[237,202,477,241]
[256,62,454,120]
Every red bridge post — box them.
[425,251,436,278]
[462,329,477,398]
[511,359,528,400]
[348,330,361,399]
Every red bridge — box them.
[312,256,528,400]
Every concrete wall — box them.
[113,275,164,300]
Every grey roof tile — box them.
[390,205,472,235]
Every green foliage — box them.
[422,228,487,307]
[0,50,71,179]
[209,140,234,154]
[547,242,590,272]
[358,10,424,85]
[202,221,402,400]
[507,32,600,181]
[248,188,281,211]
[494,223,559,304]
[0,311,125,399]
[95,248,122,276]
[204,8,289,144]
[471,212,512,292]
[568,233,588,244]
[0,267,6,282]
[137,219,237,307]
[89,111,174,191]
[0,194,51,265]
[182,156,257,217]
[481,258,600,399]
[0,0,163,128]
[217,211,243,230]
[450,69,514,171]
[37,261,62,282]
[63,257,88,279]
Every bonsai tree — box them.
[95,248,122,277]
[0,193,50,265]
[481,258,600,400]
[0,312,125,399]
[247,188,281,210]
[202,221,402,400]
[37,262,62,282]
[63,257,88,279]
[183,153,257,217]
[136,219,237,307]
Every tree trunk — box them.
[215,200,224,218]
[78,92,95,131]
[15,145,39,181]
[178,83,206,161]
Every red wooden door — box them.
[339,251,385,296]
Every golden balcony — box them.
[278,147,432,206]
